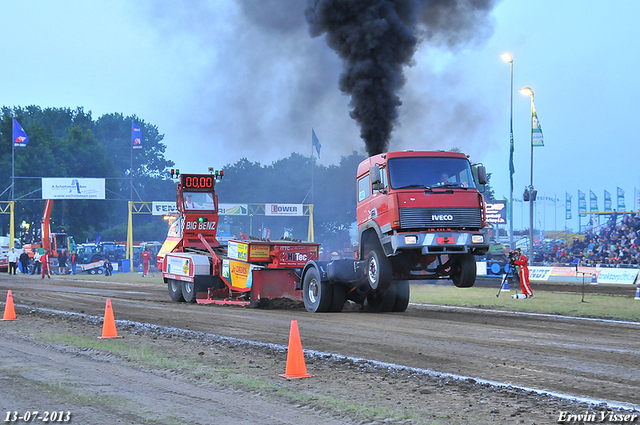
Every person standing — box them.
[19,250,30,274]
[513,248,534,298]
[141,248,152,277]
[31,249,42,275]
[70,250,77,275]
[103,258,113,276]
[58,249,68,275]
[41,249,51,279]
[7,248,18,275]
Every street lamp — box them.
[519,86,535,263]
[501,53,514,250]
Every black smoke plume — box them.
[305,0,495,156]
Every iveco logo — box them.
[432,214,454,221]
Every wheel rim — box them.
[368,256,378,285]
[308,278,319,304]
[184,282,194,295]
[171,281,180,293]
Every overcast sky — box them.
[2,0,639,232]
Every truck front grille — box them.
[399,208,482,230]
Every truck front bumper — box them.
[387,230,490,255]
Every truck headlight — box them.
[471,234,485,244]
[404,235,418,245]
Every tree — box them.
[0,106,175,242]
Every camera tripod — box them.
[496,260,520,298]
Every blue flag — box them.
[132,121,142,149]
[12,119,29,148]
[312,128,321,158]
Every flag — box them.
[565,192,572,220]
[311,128,321,158]
[132,121,142,149]
[617,187,625,211]
[509,133,515,188]
[503,196,509,219]
[589,190,598,212]
[531,101,544,147]
[12,119,29,148]
[578,190,586,216]
[604,190,612,212]
[95,232,101,246]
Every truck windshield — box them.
[387,157,477,190]
[184,192,215,211]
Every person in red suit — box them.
[41,249,51,279]
[141,248,153,277]
[513,248,533,298]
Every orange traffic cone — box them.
[1,290,17,321]
[98,299,123,339]
[279,320,314,379]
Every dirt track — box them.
[1,273,639,424]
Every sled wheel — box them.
[168,279,185,302]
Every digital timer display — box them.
[181,174,214,190]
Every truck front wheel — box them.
[303,267,332,313]
[451,253,477,288]
[168,279,185,302]
[367,248,392,291]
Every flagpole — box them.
[11,131,15,201]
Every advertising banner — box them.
[528,267,553,281]
[219,203,248,216]
[42,178,105,199]
[265,203,303,216]
[595,268,639,285]
[152,202,177,216]
[485,201,507,224]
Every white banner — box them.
[265,203,303,216]
[152,202,177,216]
[219,203,248,216]
[528,267,553,281]
[42,178,105,199]
[596,268,639,285]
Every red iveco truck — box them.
[299,150,490,313]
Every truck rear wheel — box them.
[451,253,477,288]
[329,284,347,312]
[303,267,332,313]
[182,281,197,303]
[366,247,392,291]
[366,285,396,313]
[392,280,410,312]
[168,279,185,302]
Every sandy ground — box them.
[1,273,639,425]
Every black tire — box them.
[392,280,410,312]
[366,247,392,291]
[329,284,347,312]
[451,253,477,288]
[168,279,185,302]
[366,285,396,313]
[303,267,333,313]
[182,280,197,303]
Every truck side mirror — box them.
[476,165,487,185]
[369,165,384,191]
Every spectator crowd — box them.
[535,213,640,267]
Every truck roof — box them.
[357,150,469,177]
